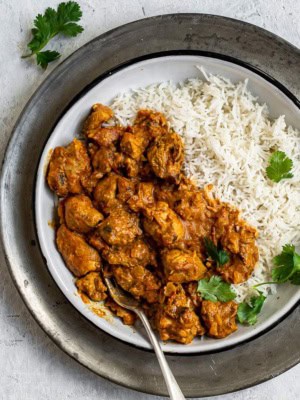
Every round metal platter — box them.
[1,14,299,398]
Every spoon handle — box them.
[137,310,186,400]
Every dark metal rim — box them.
[1,14,299,397]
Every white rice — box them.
[109,68,300,302]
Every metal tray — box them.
[1,14,299,398]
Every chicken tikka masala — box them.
[47,103,259,343]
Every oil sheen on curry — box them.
[47,104,259,344]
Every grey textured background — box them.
[0,1,299,399]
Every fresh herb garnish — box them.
[204,238,229,266]
[272,244,300,284]
[197,276,236,303]
[22,1,83,69]
[237,294,266,325]
[255,244,300,287]
[266,151,293,183]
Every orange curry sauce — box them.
[46,104,258,343]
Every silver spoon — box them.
[104,277,186,400]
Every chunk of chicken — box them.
[98,207,142,246]
[75,272,107,301]
[162,249,207,283]
[63,194,103,233]
[116,176,137,203]
[173,186,218,245]
[123,156,140,177]
[93,173,119,214]
[147,132,184,179]
[217,253,258,285]
[174,189,209,221]
[134,109,168,138]
[128,182,156,213]
[155,181,177,207]
[143,202,184,247]
[81,171,104,193]
[120,129,150,160]
[102,238,157,268]
[93,174,136,214]
[56,224,101,277]
[160,184,219,253]
[201,300,238,339]
[155,176,202,208]
[47,139,91,197]
[154,283,205,344]
[105,296,136,325]
[82,103,114,136]
[87,126,124,147]
[212,205,259,284]
[112,264,161,303]
[91,146,116,174]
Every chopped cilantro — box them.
[197,275,236,303]
[204,238,229,266]
[237,294,266,325]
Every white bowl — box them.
[35,55,300,354]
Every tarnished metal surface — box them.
[1,15,299,397]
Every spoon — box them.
[104,277,186,400]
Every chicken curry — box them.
[47,104,259,343]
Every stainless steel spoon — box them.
[104,277,186,400]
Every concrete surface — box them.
[0,1,299,399]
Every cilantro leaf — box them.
[204,238,229,266]
[22,2,83,68]
[57,1,83,22]
[36,50,60,69]
[28,13,53,53]
[290,272,300,285]
[60,22,84,37]
[197,276,236,302]
[255,244,300,288]
[272,244,300,284]
[237,294,266,325]
[266,151,293,183]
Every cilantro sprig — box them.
[197,276,236,302]
[255,244,300,287]
[237,294,266,325]
[204,238,229,266]
[22,2,84,69]
[266,151,293,183]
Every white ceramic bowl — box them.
[35,55,300,354]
